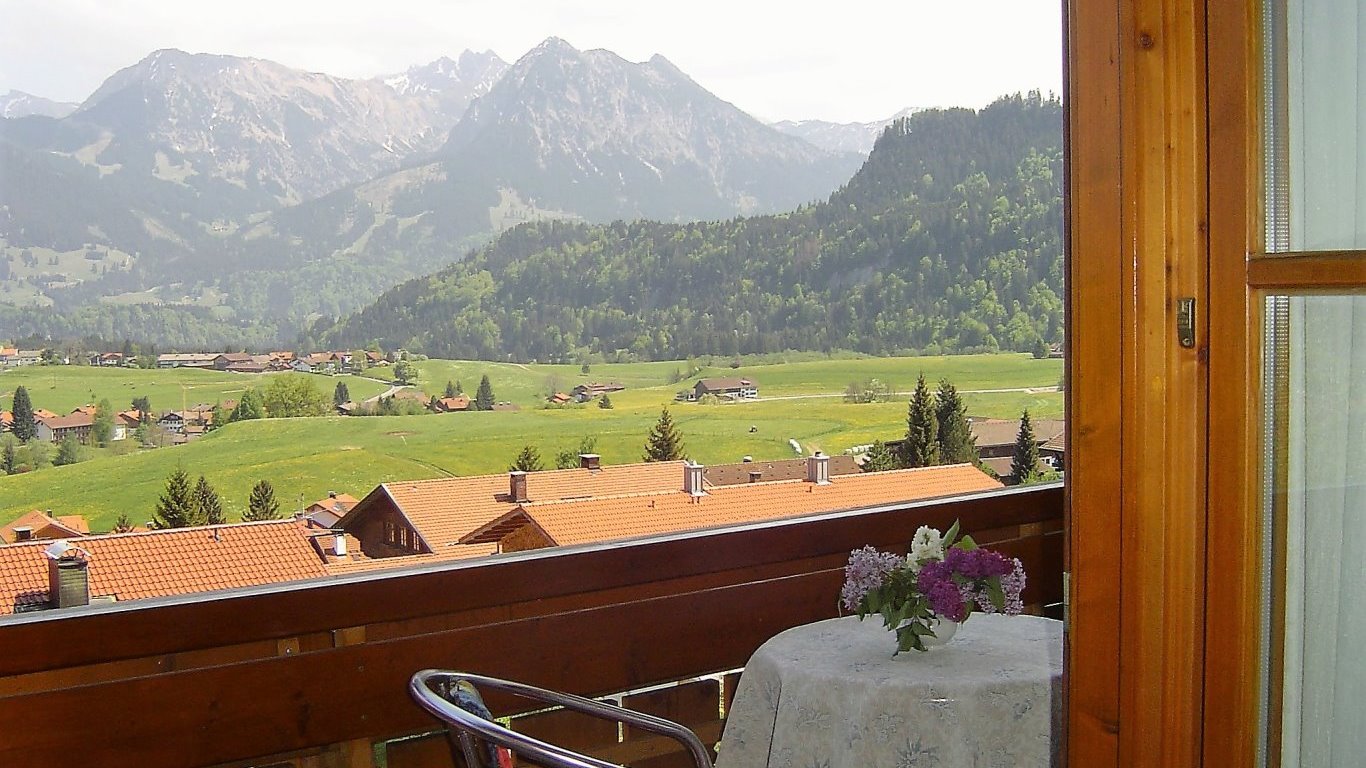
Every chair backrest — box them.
[409,670,714,768]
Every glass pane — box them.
[1267,0,1366,252]
[1268,294,1366,767]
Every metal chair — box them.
[409,669,715,768]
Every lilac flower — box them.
[841,546,903,612]
[944,547,1012,580]
[999,557,1027,615]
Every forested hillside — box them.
[316,93,1063,361]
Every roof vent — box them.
[509,471,529,503]
[741,455,753,463]
[334,532,348,558]
[748,470,763,483]
[579,454,601,470]
[806,452,831,485]
[683,462,706,497]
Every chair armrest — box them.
[410,669,714,768]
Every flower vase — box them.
[894,617,959,651]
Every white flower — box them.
[908,525,944,570]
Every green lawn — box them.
[0,366,390,415]
[0,354,1062,532]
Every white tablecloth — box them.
[716,614,1062,768]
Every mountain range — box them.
[770,108,923,155]
[0,39,860,344]
[315,94,1064,362]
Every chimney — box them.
[683,462,706,497]
[333,532,348,557]
[579,454,601,470]
[509,471,529,503]
[13,526,32,542]
[806,452,831,485]
[48,556,90,609]
[328,491,337,499]
[748,470,763,484]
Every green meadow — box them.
[0,366,390,415]
[0,354,1062,532]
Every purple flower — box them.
[944,547,1012,580]
[929,579,968,622]
[841,546,903,612]
[1000,557,1027,615]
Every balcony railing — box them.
[0,483,1063,768]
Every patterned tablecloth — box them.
[715,614,1062,768]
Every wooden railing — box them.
[0,483,1063,768]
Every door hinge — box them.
[1177,297,1197,348]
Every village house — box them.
[0,347,15,366]
[0,511,90,544]
[303,492,361,529]
[213,353,254,370]
[11,350,43,367]
[571,382,626,402]
[87,352,126,367]
[0,410,12,433]
[156,353,219,369]
[547,392,573,405]
[431,395,471,413]
[35,413,95,444]
[335,454,997,561]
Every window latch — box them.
[1176,297,1197,348]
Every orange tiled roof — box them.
[0,411,11,426]
[0,511,88,544]
[476,464,1002,548]
[323,544,498,576]
[0,520,329,615]
[32,409,58,420]
[357,461,690,550]
[306,493,360,515]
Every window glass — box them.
[1271,0,1366,252]
[1267,294,1366,767]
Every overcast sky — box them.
[0,0,1062,124]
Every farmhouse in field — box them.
[35,412,95,444]
[571,382,626,403]
[156,353,219,369]
[432,396,471,413]
[686,377,759,401]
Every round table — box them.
[715,614,1062,768]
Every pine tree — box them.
[112,512,135,534]
[10,385,34,442]
[1,437,15,475]
[333,381,350,406]
[903,374,939,468]
[555,436,598,469]
[509,444,544,472]
[208,402,226,431]
[54,435,82,466]
[934,380,976,464]
[598,394,613,409]
[195,475,225,525]
[444,380,457,398]
[1011,409,1043,485]
[475,375,495,411]
[862,440,900,472]
[643,408,685,462]
[154,467,198,529]
[455,380,463,395]
[244,479,282,522]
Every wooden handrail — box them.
[0,484,1062,768]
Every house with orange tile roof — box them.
[458,459,1002,553]
[0,511,90,544]
[0,520,332,615]
[338,458,692,560]
[339,454,1001,560]
[304,492,361,528]
[32,409,58,421]
[0,410,12,432]
[432,395,471,413]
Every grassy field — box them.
[0,354,1063,532]
[0,366,391,415]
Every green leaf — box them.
[955,534,979,551]
[943,519,961,548]
[986,579,1007,611]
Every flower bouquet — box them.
[840,520,1027,654]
